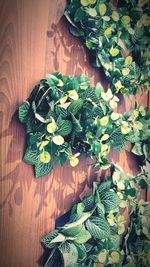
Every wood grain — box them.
[0,1,149,267]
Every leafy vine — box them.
[19,73,149,178]
[65,0,150,94]
[41,165,150,267]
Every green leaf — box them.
[76,202,85,215]
[41,230,59,248]
[58,152,68,166]
[55,105,68,118]
[92,106,104,119]
[77,74,90,90]
[69,26,84,37]
[126,188,136,197]
[95,83,104,97]
[23,147,39,165]
[19,101,30,123]
[83,195,95,211]
[139,178,147,189]
[50,233,66,244]
[75,244,87,261]
[86,216,110,240]
[75,229,91,244]
[44,249,61,267]
[68,99,83,115]
[46,74,59,87]
[59,242,78,267]
[110,232,121,250]
[71,114,83,133]
[35,161,54,178]
[64,212,92,229]
[86,89,100,105]
[97,181,111,195]
[25,112,37,133]
[62,225,83,237]
[35,113,47,123]
[100,191,120,213]
[110,127,128,152]
[57,120,72,137]
[74,7,86,23]
[132,143,143,156]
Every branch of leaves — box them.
[123,200,150,267]
[18,72,92,177]
[111,164,148,209]
[40,165,149,267]
[86,102,149,171]
[18,72,149,178]
[65,0,150,94]
[129,105,150,187]
[41,178,125,267]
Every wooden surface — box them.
[0,1,149,267]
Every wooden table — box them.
[0,1,149,267]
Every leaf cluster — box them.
[124,201,150,267]
[65,0,150,94]
[19,73,149,177]
[41,165,150,267]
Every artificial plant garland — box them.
[19,72,149,178]
[65,0,150,95]
[41,165,150,267]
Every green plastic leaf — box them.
[44,248,61,267]
[95,83,104,97]
[139,178,147,189]
[86,216,110,239]
[75,244,87,261]
[100,191,120,213]
[23,147,39,165]
[68,99,83,115]
[82,195,95,211]
[75,229,91,244]
[55,105,68,118]
[19,101,30,123]
[59,242,78,267]
[71,114,83,133]
[98,181,111,195]
[62,225,83,237]
[57,120,72,137]
[110,127,128,152]
[35,161,54,178]
[74,7,86,23]
[126,188,136,197]
[64,212,92,229]
[132,143,143,156]
[41,230,59,248]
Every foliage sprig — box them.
[65,0,150,95]
[41,164,150,267]
[19,72,149,177]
